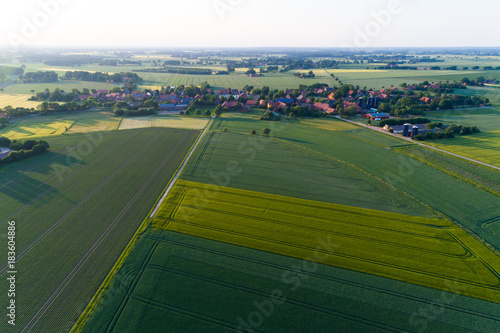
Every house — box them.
[222,101,238,109]
[389,124,428,134]
[0,112,7,119]
[276,98,293,104]
[246,100,258,107]
[160,104,177,111]
[267,102,286,110]
[218,89,230,95]
[365,112,389,121]
[420,97,431,104]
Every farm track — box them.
[21,132,190,332]
[146,234,500,322]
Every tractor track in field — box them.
[136,265,403,332]
[104,243,159,332]
[133,294,263,333]
[20,132,190,332]
[189,131,214,177]
[167,218,500,292]
[0,133,136,226]
[0,132,162,278]
[174,203,470,259]
[147,234,500,322]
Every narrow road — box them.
[336,116,500,172]
[149,117,215,218]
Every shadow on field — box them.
[0,171,63,204]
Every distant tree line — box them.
[133,67,213,75]
[63,71,143,84]
[20,71,59,83]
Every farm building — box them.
[365,112,389,121]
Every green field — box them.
[0,128,199,332]
[423,108,500,167]
[76,110,500,333]
[81,230,500,333]
[153,180,500,303]
[179,114,500,251]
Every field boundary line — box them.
[149,117,214,218]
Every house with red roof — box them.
[343,102,363,113]
[246,100,258,107]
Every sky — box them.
[0,0,498,49]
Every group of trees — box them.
[19,71,59,83]
[63,71,143,84]
[0,138,50,166]
[413,124,480,141]
[378,118,431,127]
[37,100,94,114]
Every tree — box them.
[0,136,11,148]
[263,128,271,136]
[367,119,371,126]
[214,108,222,117]
[0,117,8,125]
[439,99,454,110]
[251,130,256,135]
[195,109,201,115]
[204,109,211,116]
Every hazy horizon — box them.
[1,0,499,49]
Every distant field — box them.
[0,128,199,332]
[423,108,500,167]
[118,116,209,130]
[153,180,500,302]
[1,81,119,94]
[81,230,500,333]
[0,117,72,139]
[0,94,39,108]
[151,116,209,130]
[327,68,496,90]
[0,111,118,139]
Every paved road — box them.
[336,116,500,172]
[150,117,215,218]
